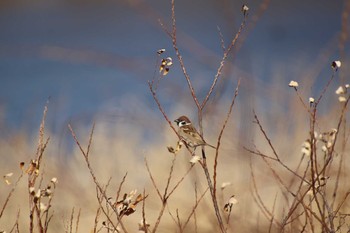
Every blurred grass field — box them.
[1,69,349,232]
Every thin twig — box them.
[182,187,209,231]
[293,87,314,117]
[115,172,128,204]
[315,70,337,105]
[249,158,282,228]
[144,158,162,201]
[158,18,172,38]
[281,160,310,228]
[253,111,279,160]
[69,207,74,233]
[142,189,148,233]
[170,0,200,109]
[201,16,246,109]
[268,193,278,233]
[93,207,101,233]
[217,26,226,51]
[75,208,81,233]
[166,164,194,198]
[95,186,120,232]
[176,209,182,231]
[151,203,166,233]
[68,123,128,233]
[148,82,178,136]
[29,102,50,233]
[200,153,226,233]
[251,112,310,184]
[0,170,24,219]
[163,155,177,200]
[194,183,198,233]
[213,79,241,200]
[9,209,20,233]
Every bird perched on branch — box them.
[174,115,216,149]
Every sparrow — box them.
[174,115,216,149]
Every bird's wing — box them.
[181,125,206,145]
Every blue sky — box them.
[0,0,347,133]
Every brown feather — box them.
[175,115,216,149]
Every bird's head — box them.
[174,115,191,127]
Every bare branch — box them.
[182,187,209,231]
[148,81,178,136]
[170,0,200,109]
[115,172,128,204]
[163,155,177,200]
[68,123,129,233]
[144,158,163,201]
[167,164,194,198]
[213,79,241,200]
[201,17,246,109]
[217,26,226,51]
[0,170,24,219]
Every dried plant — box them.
[147,1,247,232]
[0,101,58,233]
[68,123,148,233]
[245,62,350,232]
[2,1,350,233]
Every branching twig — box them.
[201,18,246,110]
[163,155,177,201]
[68,123,128,233]
[167,164,194,198]
[182,187,209,231]
[144,158,162,201]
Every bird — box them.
[174,115,216,149]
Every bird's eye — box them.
[179,121,186,126]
